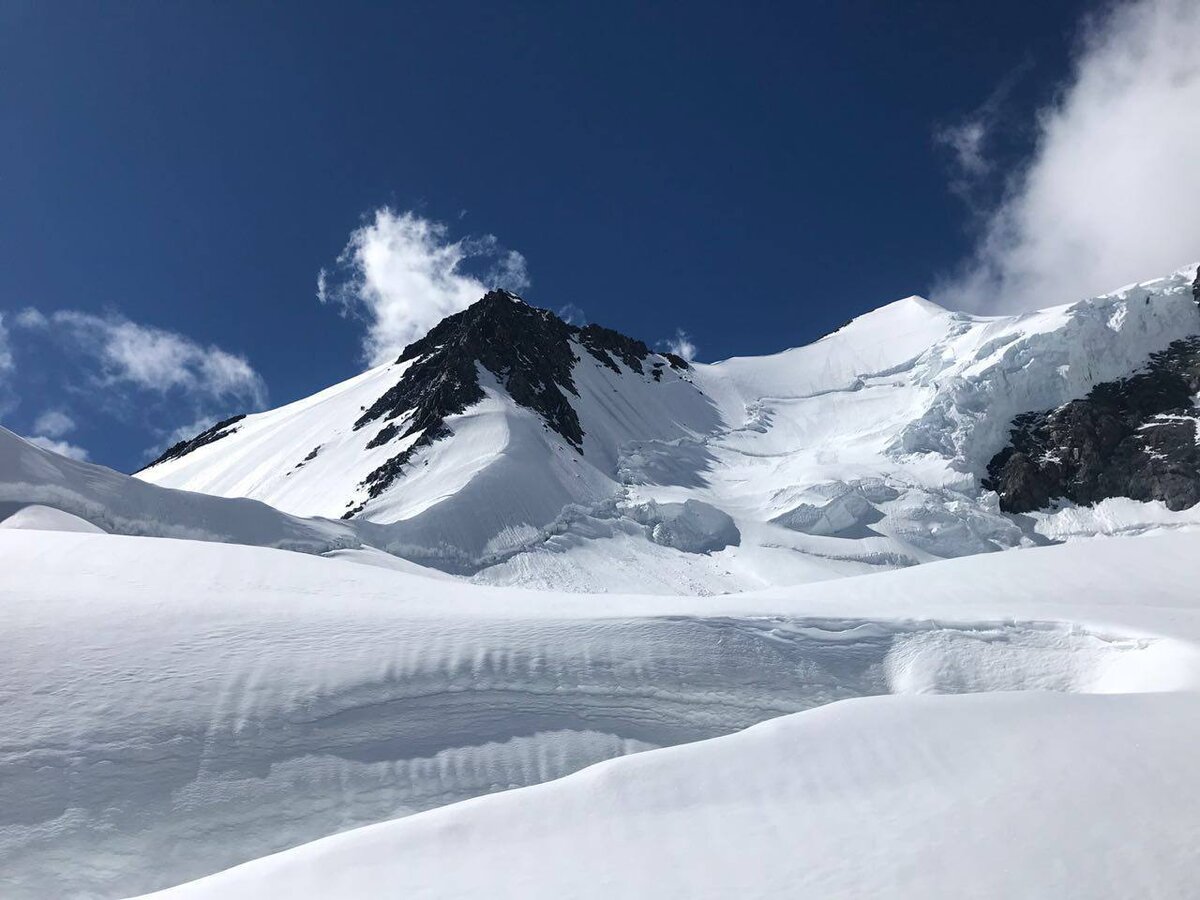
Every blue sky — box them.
[2,0,1197,471]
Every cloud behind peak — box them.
[935,0,1200,312]
[319,208,531,366]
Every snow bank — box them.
[137,691,1200,900]
[0,503,106,533]
[0,426,362,552]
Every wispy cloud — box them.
[320,208,530,365]
[935,0,1200,312]
[665,329,698,362]
[25,434,89,461]
[39,311,267,405]
[933,60,1031,206]
[32,409,75,439]
[23,408,89,461]
[936,117,990,182]
[0,313,13,374]
[5,308,267,462]
[557,303,588,326]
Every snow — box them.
[0,426,361,553]
[128,265,1200,593]
[4,526,1200,897]
[0,503,106,533]
[4,266,1200,898]
[136,691,1200,900]
[1032,496,1200,540]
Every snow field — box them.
[136,690,1200,900]
[2,529,1198,896]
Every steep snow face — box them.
[127,267,1200,591]
[6,528,1200,898]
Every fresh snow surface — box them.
[132,266,1200,593]
[137,692,1200,900]
[3,526,1200,898]
[0,503,106,533]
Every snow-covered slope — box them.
[4,526,1200,898]
[133,266,1200,593]
[138,691,1200,900]
[0,425,362,552]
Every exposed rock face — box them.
[346,290,687,516]
[985,337,1200,513]
[139,415,246,471]
[577,324,650,374]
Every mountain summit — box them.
[136,265,1200,592]
[346,290,689,515]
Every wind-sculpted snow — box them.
[3,529,1199,898]
[140,692,1200,900]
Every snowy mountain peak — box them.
[127,263,1200,592]
[134,290,701,535]
[345,290,688,515]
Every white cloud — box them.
[557,303,588,326]
[933,60,1030,205]
[936,117,991,182]
[25,435,89,461]
[32,409,75,438]
[665,329,698,362]
[25,408,88,461]
[320,208,531,365]
[14,308,47,329]
[0,313,13,374]
[4,308,267,461]
[936,0,1200,311]
[47,311,267,406]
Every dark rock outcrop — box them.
[577,324,650,374]
[985,337,1200,512]
[138,414,246,471]
[345,290,682,516]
